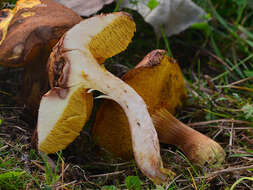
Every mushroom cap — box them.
[92,50,186,159]
[37,12,136,154]
[122,50,186,114]
[0,0,82,67]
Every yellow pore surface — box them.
[92,55,186,159]
[39,86,93,154]
[88,15,136,63]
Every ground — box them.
[0,0,253,189]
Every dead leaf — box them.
[54,0,114,16]
[54,0,207,36]
[120,0,207,36]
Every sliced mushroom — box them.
[0,0,82,114]
[92,50,225,165]
[37,12,171,184]
[37,85,93,153]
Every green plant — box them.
[242,103,253,120]
[0,171,29,190]
[41,152,63,188]
[102,185,117,190]
[230,177,253,190]
[125,176,142,190]
[147,0,159,10]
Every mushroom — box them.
[92,50,226,165]
[36,12,172,183]
[0,0,82,114]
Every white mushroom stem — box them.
[65,50,169,182]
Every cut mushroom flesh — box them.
[37,12,170,183]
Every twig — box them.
[213,128,223,139]
[193,126,252,130]
[72,165,101,188]
[201,49,232,71]
[160,148,179,156]
[217,85,253,92]
[179,184,194,190]
[188,119,252,126]
[175,165,253,183]
[216,77,253,88]
[56,180,77,190]
[0,133,10,137]
[4,141,15,148]
[229,122,234,155]
[90,161,131,167]
[229,77,253,86]
[0,106,25,110]
[0,145,8,151]
[11,125,27,132]
[205,165,253,178]
[89,170,125,178]
[165,174,182,190]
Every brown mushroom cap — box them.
[92,50,186,159]
[122,50,186,114]
[0,0,82,67]
[0,0,82,114]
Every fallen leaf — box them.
[54,0,207,36]
[54,0,114,16]
[120,0,207,36]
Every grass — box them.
[0,0,253,189]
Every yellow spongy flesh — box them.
[88,15,136,62]
[38,86,93,154]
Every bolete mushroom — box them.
[0,0,82,114]
[92,50,225,165]
[36,12,171,183]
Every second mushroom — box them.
[92,50,225,166]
